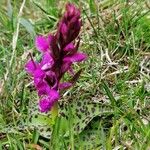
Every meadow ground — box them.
[0,0,150,149]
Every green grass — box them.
[0,0,150,149]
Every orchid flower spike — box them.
[25,3,87,112]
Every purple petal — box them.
[70,16,80,27]
[35,35,49,52]
[37,85,48,96]
[39,90,59,112]
[25,60,38,75]
[64,52,87,63]
[61,61,72,73]
[34,78,48,96]
[40,52,54,70]
[63,43,75,51]
[61,23,68,37]
[65,3,80,19]
[47,34,53,44]
[33,69,47,95]
[33,71,58,95]
[34,69,45,78]
[48,89,59,101]
[69,20,81,41]
[39,97,54,112]
[66,3,75,16]
[59,82,72,90]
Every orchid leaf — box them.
[25,96,112,139]
[1,97,112,141]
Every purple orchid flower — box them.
[25,3,87,112]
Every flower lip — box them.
[39,97,53,112]
[39,89,59,112]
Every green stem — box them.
[51,102,58,125]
